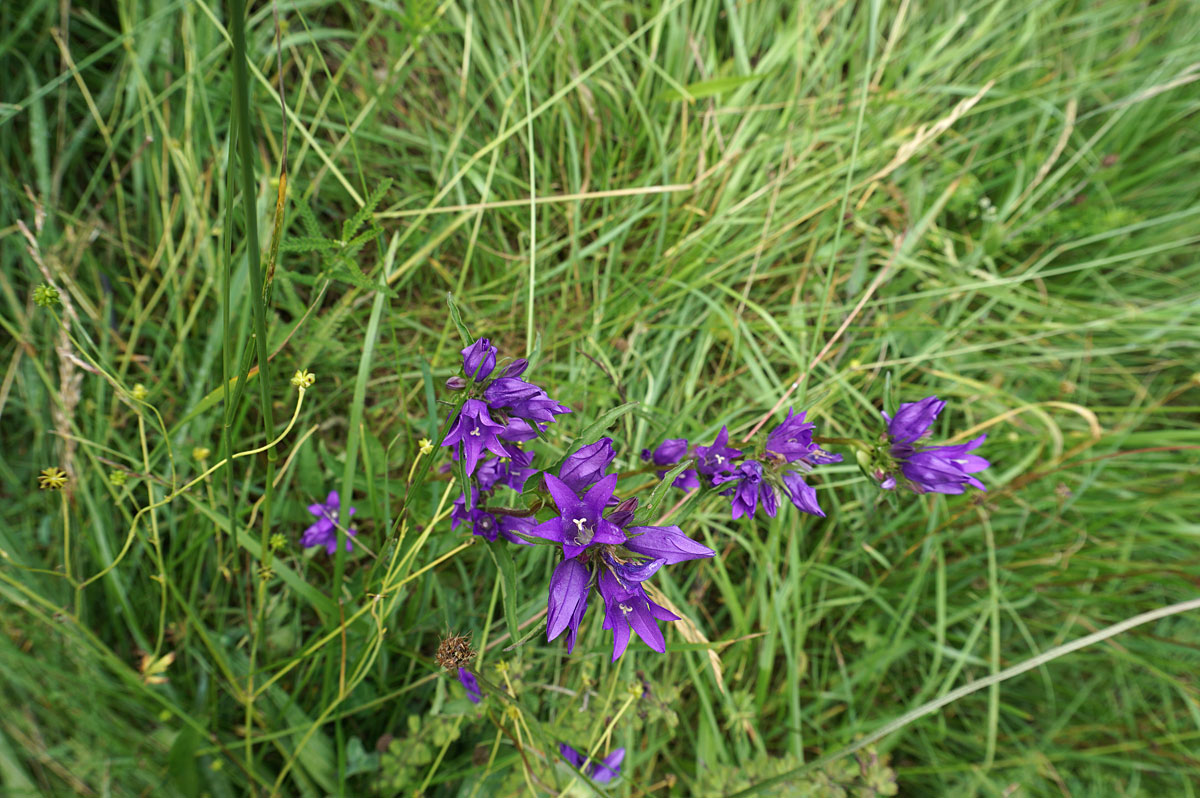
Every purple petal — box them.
[887,396,944,442]
[529,517,564,542]
[583,473,619,511]
[542,473,579,514]
[629,602,665,653]
[624,526,714,564]
[782,472,825,517]
[547,559,591,642]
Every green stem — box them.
[813,436,873,452]
[229,0,276,778]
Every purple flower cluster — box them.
[640,439,699,491]
[296,318,993,688]
[531,439,715,660]
[708,409,842,519]
[877,396,989,494]
[443,339,570,476]
[444,338,571,543]
[560,743,624,782]
[640,409,841,521]
[301,491,357,554]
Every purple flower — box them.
[557,438,615,493]
[598,570,678,661]
[441,399,508,475]
[605,496,639,528]
[695,427,742,481]
[484,377,571,426]
[782,472,824,517]
[547,558,590,651]
[461,337,497,382]
[766,408,843,466]
[529,473,626,558]
[712,460,778,519]
[765,409,815,462]
[884,396,944,443]
[482,377,543,406]
[457,667,483,704]
[475,448,536,494]
[451,495,535,545]
[882,396,989,494]
[301,490,357,554]
[623,525,714,564]
[503,358,529,378]
[642,438,699,492]
[498,417,539,443]
[559,744,625,783]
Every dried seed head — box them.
[435,633,475,671]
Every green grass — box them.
[2,0,1200,794]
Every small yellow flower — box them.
[192,446,211,462]
[291,369,315,389]
[38,466,69,491]
[109,470,128,487]
[33,283,61,308]
[131,384,149,402]
[418,438,434,456]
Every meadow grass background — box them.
[2,0,1200,794]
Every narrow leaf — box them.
[485,541,522,640]
[634,458,694,525]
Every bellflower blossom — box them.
[461,337,497,382]
[712,460,778,519]
[536,451,716,658]
[877,396,990,494]
[530,473,626,558]
[560,744,625,783]
[597,569,679,660]
[451,496,535,545]
[763,408,841,518]
[484,376,571,429]
[441,399,508,475]
[557,438,616,493]
[457,667,483,704]
[301,490,357,554]
[641,438,699,491]
[694,427,742,483]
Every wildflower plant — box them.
[108,286,992,790]
[416,301,990,676]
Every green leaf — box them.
[485,540,521,641]
[548,401,639,474]
[661,74,761,102]
[634,457,694,525]
[445,292,472,345]
[342,178,392,241]
[166,726,202,798]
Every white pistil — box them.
[469,428,481,437]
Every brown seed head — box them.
[435,633,475,671]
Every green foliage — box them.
[282,180,396,295]
[2,0,1199,795]
[696,747,898,797]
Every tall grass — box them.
[1,0,1199,795]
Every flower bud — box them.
[461,337,497,382]
[445,375,467,390]
[606,496,638,528]
[503,358,529,378]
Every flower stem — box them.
[814,435,873,452]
